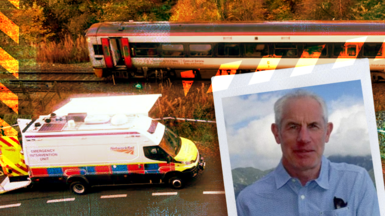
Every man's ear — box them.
[325,122,333,143]
[271,123,281,144]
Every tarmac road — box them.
[0,152,227,216]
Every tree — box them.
[351,0,385,20]
[169,0,221,22]
[296,0,357,20]
[11,2,54,45]
[224,0,265,21]
[264,0,298,20]
[99,0,175,22]
[47,0,101,39]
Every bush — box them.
[36,35,89,64]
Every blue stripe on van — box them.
[145,164,159,174]
[47,167,63,176]
[112,165,128,173]
[79,167,87,175]
[87,166,96,174]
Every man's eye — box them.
[309,124,319,129]
[288,125,297,129]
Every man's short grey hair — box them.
[274,90,328,127]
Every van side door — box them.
[142,146,173,183]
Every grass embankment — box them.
[0,35,89,76]
[36,35,89,64]
[150,82,217,145]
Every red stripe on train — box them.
[91,32,385,37]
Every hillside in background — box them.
[232,155,374,199]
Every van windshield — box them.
[159,128,181,157]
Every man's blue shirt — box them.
[236,156,380,216]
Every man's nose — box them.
[297,126,311,143]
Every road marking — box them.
[47,198,75,203]
[152,192,178,196]
[0,203,21,209]
[203,191,225,195]
[101,194,127,199]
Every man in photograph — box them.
[236,90,380,216]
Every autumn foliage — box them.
[6,0,385,63]
[169,0,221,22]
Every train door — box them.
[109,38,125,66]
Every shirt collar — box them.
[314,156,329,190]
[274,156,330,190]
[274,160,292,189]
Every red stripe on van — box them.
[95,165,111,174]
[63,167,81,176]
[16,164,28,172]
[158,163,175,173]
[9,168,22,175]
[9,137,19,145]
[128,164,145,174]
[0,137,13,147]
[31,168,48,177]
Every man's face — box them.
[271,97,333,174]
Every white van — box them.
[0,94,205,194]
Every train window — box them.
[274,43,298,57]
[93,45,103,55]
[333,44,345,57]
[189,44,212,56]
[302,44,327,58]
[363,43,383,57]
[333,44,357,57]
[134,43,158,56]
[244,44,269,57]
[218,43,240,56]
[347,45,357,56]
[162,44,184,56]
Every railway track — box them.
[1,71,210,94]
[5,72,104,83]
[2,71,209,84]
[0,72,105,93]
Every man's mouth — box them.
[295,150,313,152]
[294,149,314,155]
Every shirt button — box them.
[292,179,296,182]
[300,195,305,200]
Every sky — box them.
[222,80,372,170]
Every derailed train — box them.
[85,21,385,81]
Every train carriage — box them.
[85,21,385,81]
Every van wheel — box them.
[70,181,88,195]
[169,176,184,189]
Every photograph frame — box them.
[212,59,385,216]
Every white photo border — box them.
[212,59,385,216]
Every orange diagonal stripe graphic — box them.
[8,0,20,9]
[207,61,242,93]
[0,119,18,136]
[0,12,19,44]
[0,47,19,78]
[0,83,18,114]
[180,70,195,96]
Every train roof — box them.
[86,21,385,37]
